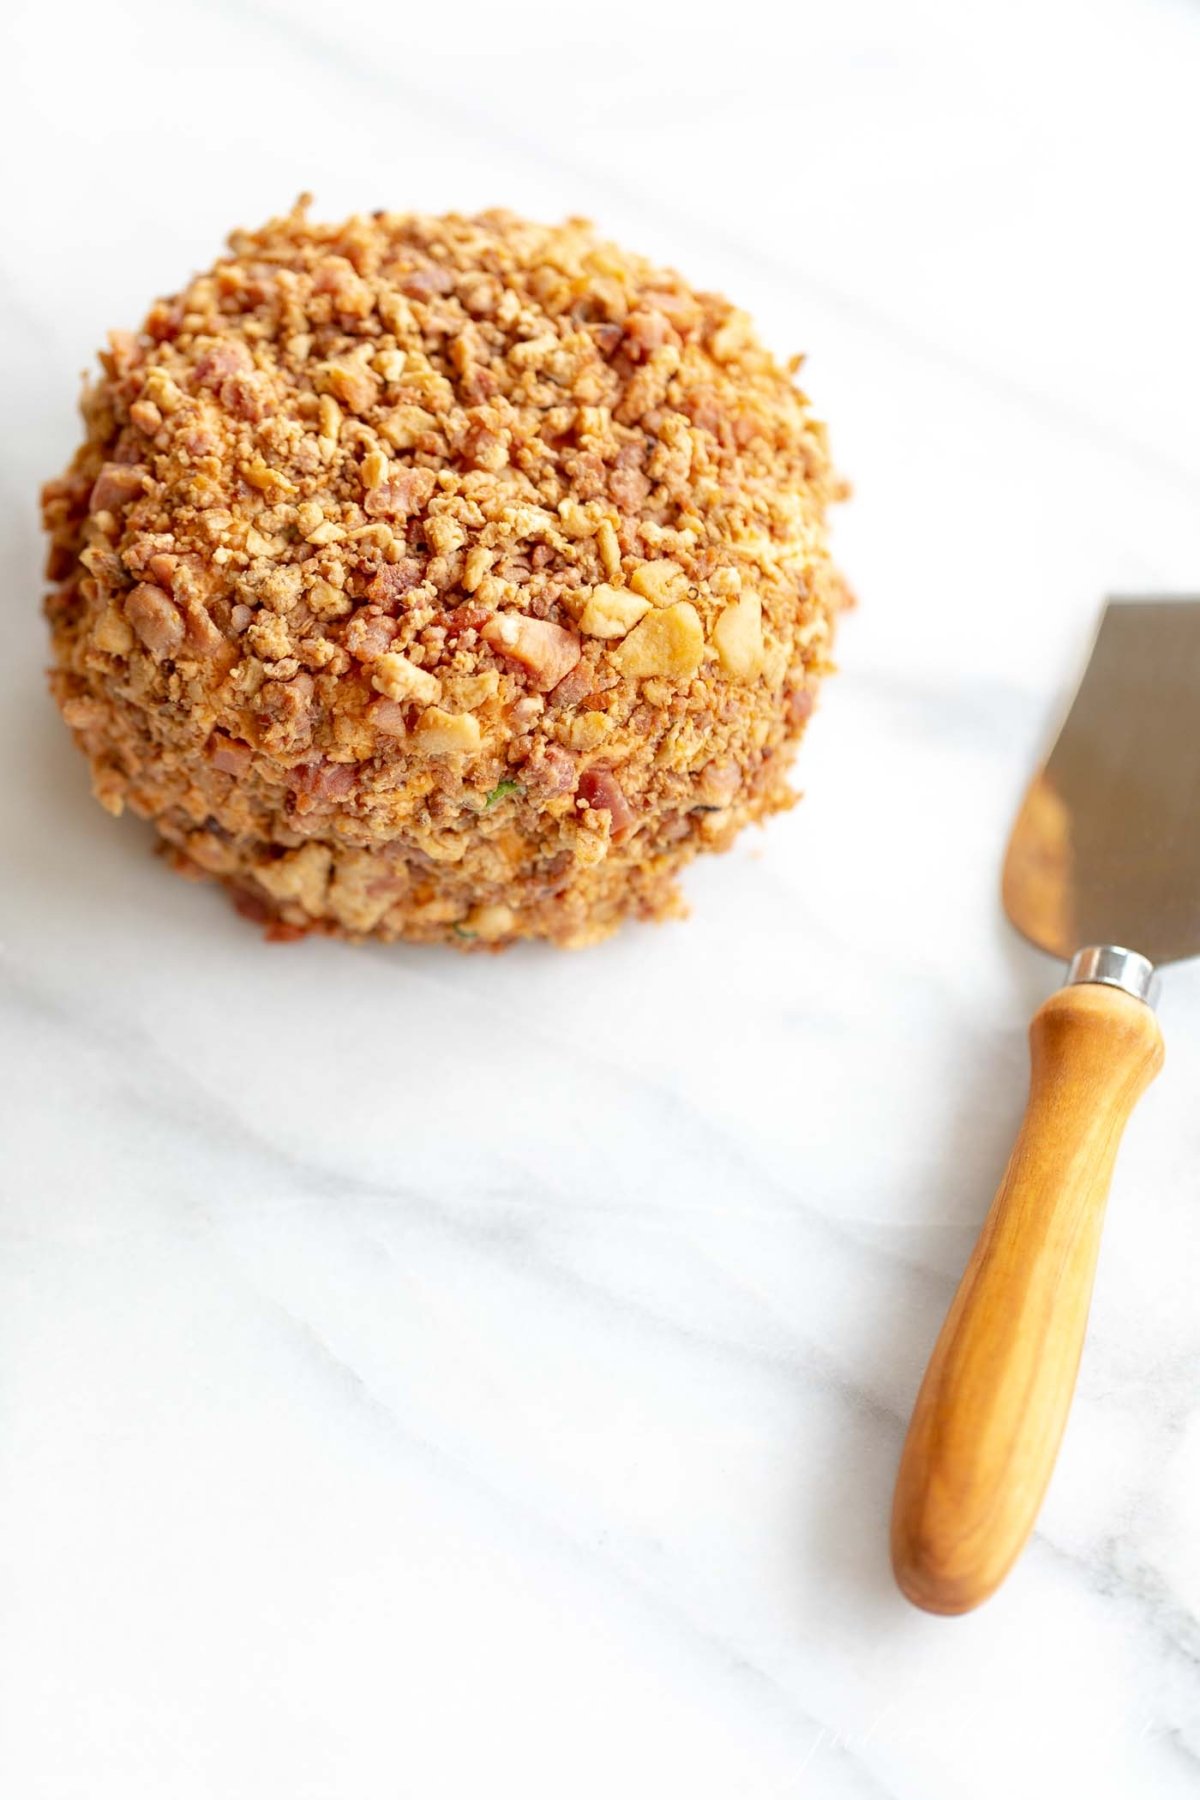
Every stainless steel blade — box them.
[1003,599,1200,965]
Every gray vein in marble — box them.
[229,1265,894,1798]
[1028,1530,1200,1763]
[0,941,916,1430]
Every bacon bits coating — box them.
[42,201,847,948]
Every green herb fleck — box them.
[453,925,477,941]
[485,779,522,809]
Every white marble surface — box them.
[5,0,1200,1792]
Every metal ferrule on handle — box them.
[1067,945,1160,1007]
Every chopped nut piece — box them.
[465,903,516,940]
[320,356,380,415]
[463,545,494,592]
[612,602,704,679]
[712,591,765,680]
[318,393,342,444]
[414,707,482,755]
[92,605,134,655]
[241,455,295,496]
[576,583,651,640]
[597,518,621,579]
[630,559,687,605]
[482,613,581,692]
[371,651,442,706]
[379,404,438,449]
[360,449,389,489]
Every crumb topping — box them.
[43,199,847,946]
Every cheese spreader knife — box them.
[890,599,1200,1614]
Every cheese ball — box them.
[42,201,846,948]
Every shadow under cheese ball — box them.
[42,201,847,948]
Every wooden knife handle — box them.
[891,980,1163,1614]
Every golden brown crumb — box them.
[41,199,847,948]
